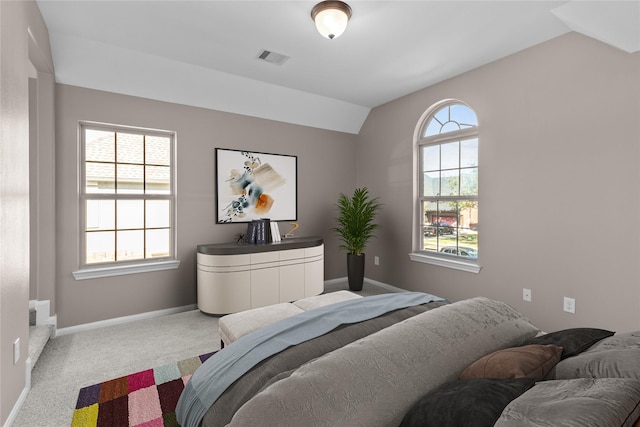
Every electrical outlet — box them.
[523,288,531,302]
[374,256,380,266]
[13,338,20,364]
[563,297,576,314]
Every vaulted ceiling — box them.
[37,1,640,134]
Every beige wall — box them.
[358,32,640,333]
[55,84,357,328]
[0,1,54,424]
[4,12,639,421]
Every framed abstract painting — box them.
[215,148,298,223]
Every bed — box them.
[176,293,640,427]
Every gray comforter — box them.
[226,297,540,426]
[177,292,447,427]
[204,300,447,426]
[179,294,640,427]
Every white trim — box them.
[363,278,407,293]
[54,304,196,337]
[72,259,180,280]
[412,100,480,264]
[4,358,31,427]
[323,277,348,287]
[35,300,50,325]
[29,300,57,327]
[34,300,48,325]
[409,251,481,274]
[78,122,178,272]
[48,315,58,330]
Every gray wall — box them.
[3,9,640,421]
[0,1,55,424]
[55,84,357,328]
[357,32,640,333]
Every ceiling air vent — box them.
[257,50,290,66]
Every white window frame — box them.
[410,99,481,273]
[73,121,179,280]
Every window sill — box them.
[408,252,481,274]
[72,260,181,280]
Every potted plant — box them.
[332,187,382,291]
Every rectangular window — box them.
[79,123,176,268]
[419,137,478,260]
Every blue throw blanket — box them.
[176,292,445,427]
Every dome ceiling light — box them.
[311,1,352,40]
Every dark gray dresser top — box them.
[197,236,324,255]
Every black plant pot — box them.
[347,253,365,291]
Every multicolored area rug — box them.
[72,351,216,427]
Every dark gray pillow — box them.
[527,328,614,359]
[399,378,535,427]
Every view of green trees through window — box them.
[418,102,478,259]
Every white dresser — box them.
[196,237,324,314]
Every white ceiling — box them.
[36,1,640,134]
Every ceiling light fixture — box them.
[311,1,352,40]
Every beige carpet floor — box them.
[13,279,396,426]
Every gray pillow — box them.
[494,378,640,427]
[581,331,640,352]
[553,332,640,380]
[527,328,614,359]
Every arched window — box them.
[412,100,479,272]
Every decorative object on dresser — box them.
[215,148,297,223]
[244,218,273,244]
[332,187,382,291]
[283,221,298,238]
[196,236,323,314]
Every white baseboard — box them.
[324,277,406,294]
[363,277,406,293]
[55,304,196,337]
[4,358,31,427]
[323,277,348,286]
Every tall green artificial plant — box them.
[332,187,382,256]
